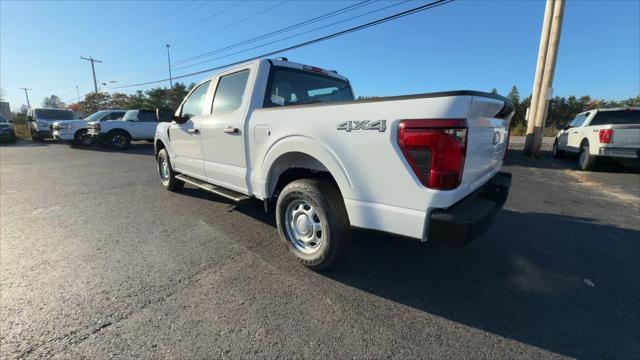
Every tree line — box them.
[23,84,640,127]
[503,86,639,131]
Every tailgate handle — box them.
[187,128,200,135]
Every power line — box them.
[169,0,248,39]
[171,0,410,73]
[114,0,453,90]
[197,1,290,41]
[109,0,376,85]
[172,0,375,66]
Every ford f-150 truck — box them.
[154,58,513,270]
[553,107,640,170]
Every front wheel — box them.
[552,140,564,158]
[579,144,596,171]
[276,179,350,271]
[73,129,94,147]
[157,148,184,192]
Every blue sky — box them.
[1,0,638,109]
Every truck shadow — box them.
[506,149,640,174]
[234,201,639,358]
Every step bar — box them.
[175,174,251,204]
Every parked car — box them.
[553,107,640,170]
[53,110,128,146]
[87,109,173,149]
[27,108,76,141]
[154,58,513,270]
[0,113,16,143]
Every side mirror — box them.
[555,124,564,130]
[172,114,188,124]
[9,119,15,124]
[27,116,34,122]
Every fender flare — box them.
[260,135,353,199]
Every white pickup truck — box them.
[553,107,640,170]
[154,58,513,269]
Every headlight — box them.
[54,124,72,131]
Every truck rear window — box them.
[589,110,639,125]
[264,66,353,108]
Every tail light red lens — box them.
[599,129,612,144]
[398,119,467,190]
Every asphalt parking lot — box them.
[1,140,639,359]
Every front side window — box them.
[122,110,139,121]
[181,81,211,119]
[104,111,126,120]
[212,70,250,113]
[265,66,353,108]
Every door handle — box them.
[188,128,200,134]
[223,127,239,134]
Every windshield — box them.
[35,109,75,120]
[84,111,108,122]
[590,109,640,125]
[264,66,353,107]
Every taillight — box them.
[398,119,467,190]
[599,129,612,143]
[504,127,510,160]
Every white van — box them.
[27,108,76,142]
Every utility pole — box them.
[532,0,564,158]
[524,0,565,157]
[76,85,80,100]
[19,88,32,108]
[166,44,173,88]
[80,56,102,95]
[524,0,554,156]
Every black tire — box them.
[157,148,184,192]
[73,129,93,147]
[107,130,131,150]
[552,140,564,158]
[276,179,350,271]
[31,130,42,142]
[579,143,596,171]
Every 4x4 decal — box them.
[337,120,386,132]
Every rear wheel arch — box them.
[267,152,343,200]
[580,138,590,148]
[107,128,131,138]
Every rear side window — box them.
[137,111,157,122]
[589,110,640,125]
[265,67,353,108]
[212,70,250,113]
[181,81,211,119]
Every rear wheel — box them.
[579,143,596,171]
[108,130,131,150]
[157,148,184,192]
[276,179,350,271]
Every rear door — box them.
[200,67,253,193]
[170,80,212,179]
[129,111,159,139]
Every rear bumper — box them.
[598,147,640,159]
[427,171,511,245]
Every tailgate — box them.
[462,95,512,191]
[611,125,640,147]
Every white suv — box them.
[53,110,127,146]
[27,108,76,142]
[87,109,172,149]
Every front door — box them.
[170,80,212,179]
[567,113,588,151]
[200,68,252,193]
